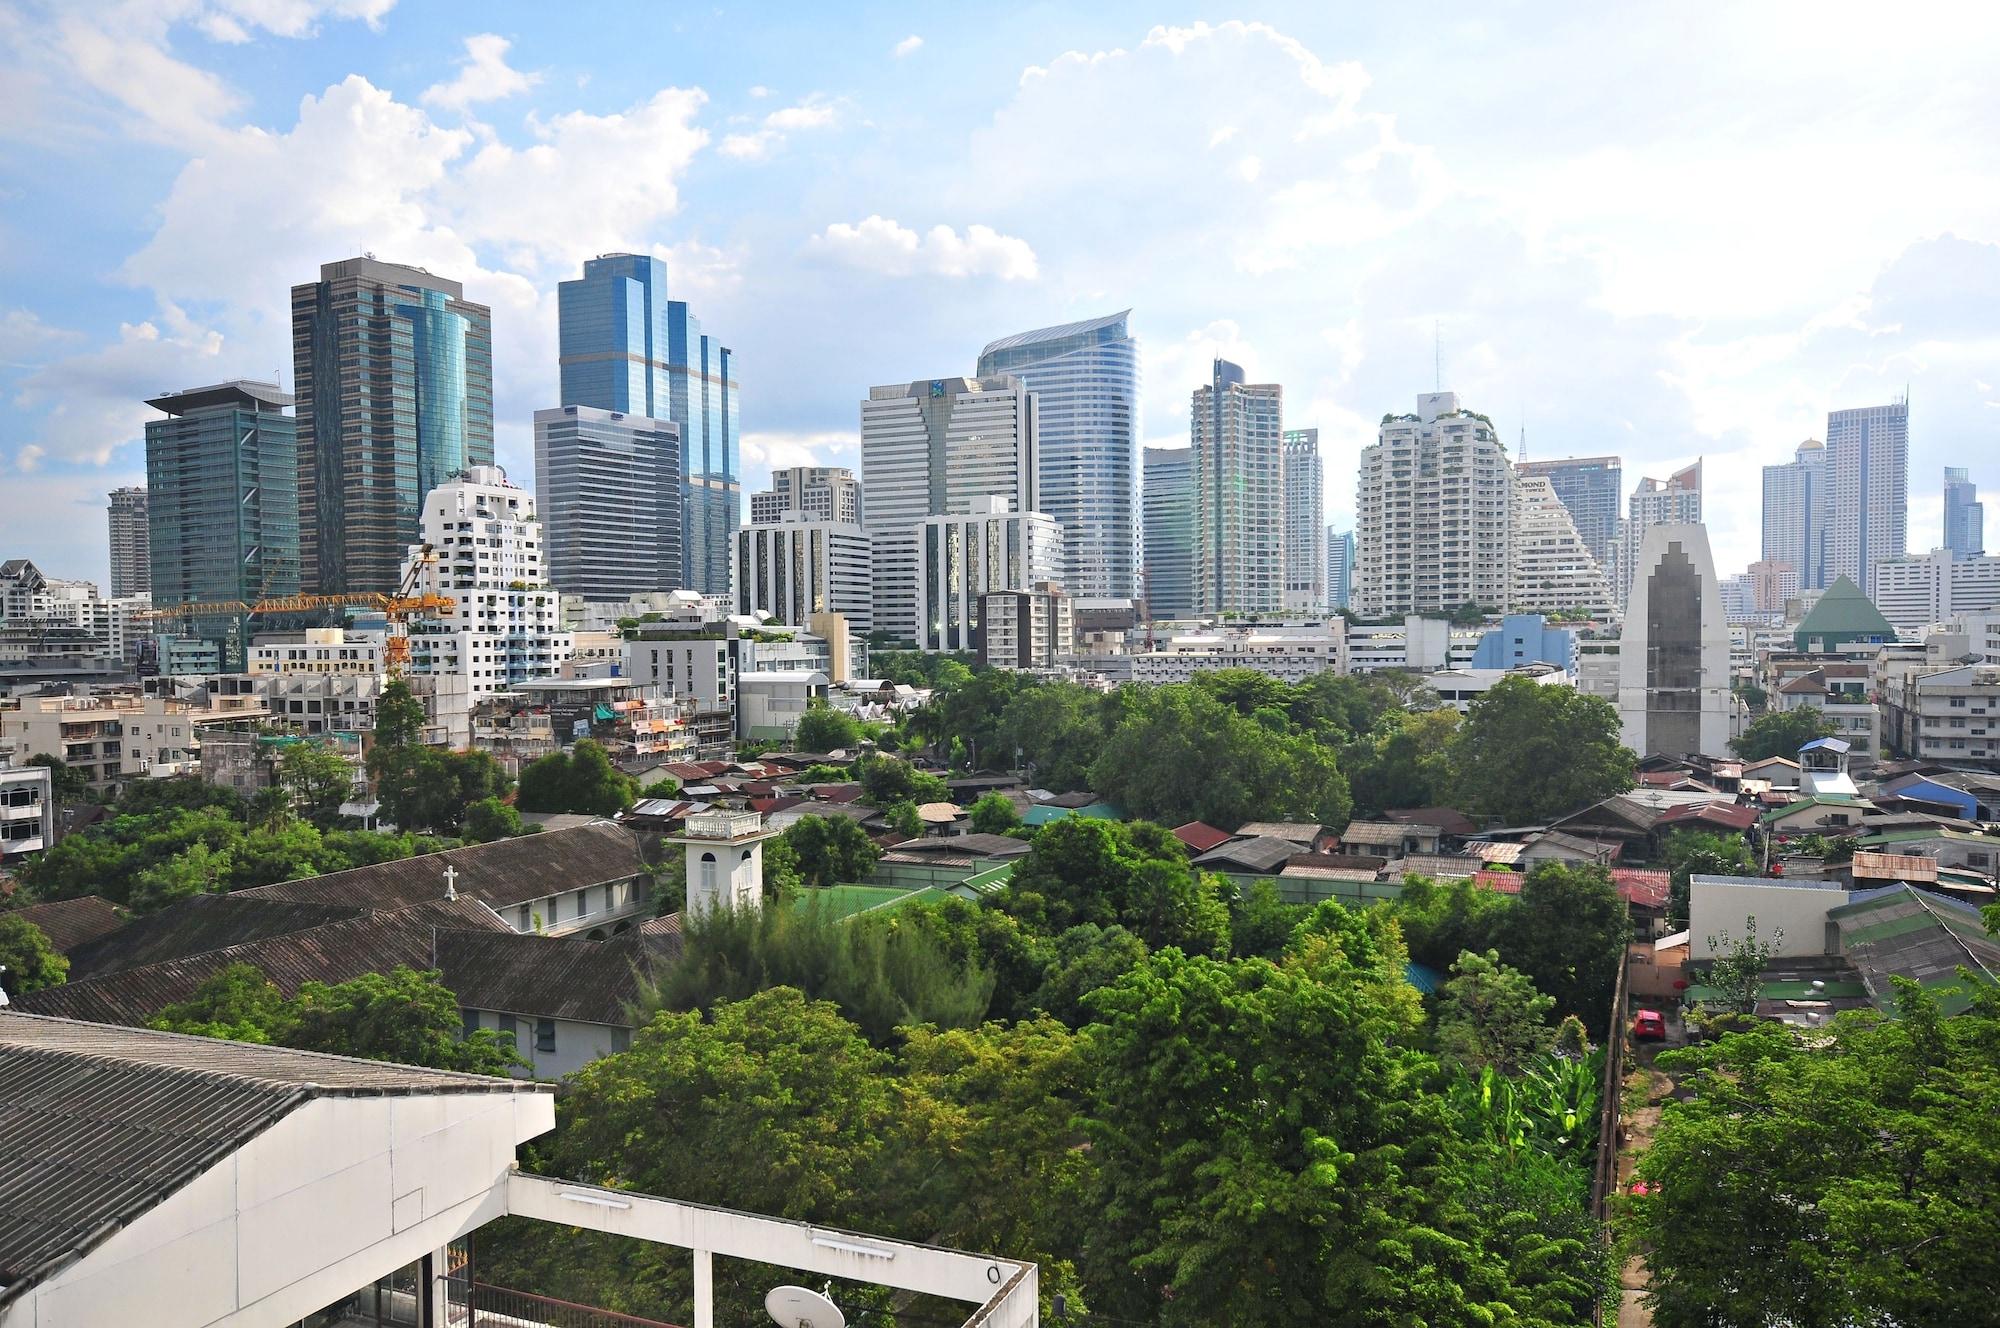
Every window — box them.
[497,1013,518,1050]
[461,1009,480,1038]
[536,1019,556,1054]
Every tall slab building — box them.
[860,375,1041,645]
[977,312,1139,600]
[1824,399,1908,591]
[1192,360,1284,616]
[1325,528,1355,612]
[1355,392,1510,617]
[1762,439,1826,591]
[1613,462,1701,608]
[1618,523,1732,756]
[1142,445,1195,620]
[1515,456,1621,569]
[107,486,150,598]
[291,258,492,593]
[557,253,739,594]
[144,381,300,669]
[1282,429,1327,611]
[533,405,682,600]
[1944,466,1984,558]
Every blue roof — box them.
[1404,961,1444,995]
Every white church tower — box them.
[668,810,779,914]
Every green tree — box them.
[150,962,295,1041]
[277,741,353,825]
[1382,871,1514,973]
[0,915,68,997]
[1435,948,1555,1074]
[1698,917,1782,1016]
[1023,922,1148,1026]
[1498,862,1631,1036]
[461,795,524,843]
[855,753,947,806]
[287,966,519,1073]
[1343,707,1461,815]
[1663,827,1758,924]
[783,813,881,888]
[966,790,1022,835]
[25,753,91,803]
[1730,705,1838,761]
[1447,677,1636,824]
[1003,818,1230,957]
[1631,985,2000,1328]
[996,681,1113,790]
[793,700,862,753]
[516,739,636,816]
[882,799,923,839]
[373,678,427,747]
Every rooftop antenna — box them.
[766,1285,843,1328]
[1433,320,1442,392]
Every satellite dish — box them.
[766,1286,844,1328]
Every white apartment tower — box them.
[1824,399,1909,591]
[749,466,860,526]
[1509,472,1615,616]
[1355,392,1511,617]
[1762,439,1825,591]
[402,466,573,697]
[733,520,873,633]
[1192,360,1285,616]
[107,486,150,598]
[861,375,1043,644]
[916,497,1064,653]
[1282,429,1327,611]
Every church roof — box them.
[1796,576,1895,639]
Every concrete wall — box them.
[469,1009,628,1080]
[1688,879,1845,960]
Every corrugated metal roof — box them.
[68,896,367,982]
[433,931,664,1027]
[8,897,124,953]
[236,823,643,912]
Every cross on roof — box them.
[442,864,459,900]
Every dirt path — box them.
[1614,1061,1674,1328]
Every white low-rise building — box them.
[1879,660,2000,765]
[1129,622,1349,684]
[1421,664,1572,712]
[247,626,386,675]
[1871,549,2000,634]
[0,760,54,860]
[1345,615,1483,673]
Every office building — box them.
[749,466,859,525]
[1824,399,1908,590]
[860,375,1041,644]
[1509,472,1615,616]
[1470,613,1578,673]
[977,311,1139,599]
[1870,549,2000,634]
[916,498,1063,653]
[1355,392,1511,617]
[733,519,873,633]
[401,466,572,697]
[144,381,301,670]
[1129,622,1348,685]
[1613,462,1702,607]
[533,405,682,600]
[1748,559,1800,616]
[1945,467,1984,558]
[1192,360,1285,616]
[1282,428,1327,611]
[1326,528,1355,612]
[1763,439,1827,590]
[557,253,739,594]
[1617,523,1732,756]
[1142,445,1195,619]
[1515,456,1621,568]
[980,583,1074,671]
[106,487,150,598]
[292,257,493,594]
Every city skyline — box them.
[5,6,2000,587]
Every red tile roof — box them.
[1610,868,1672,909]
[1172,821,1234,853]
[1655,802,1758,832]
[1473,869,1524,894]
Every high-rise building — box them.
[1508,472,1615,616]
[557,253,739,594]
[533,405,682,600]
[1326,528,1355,612]
[976,311,1139,600]
[144,381,301,670]
[734,519,873,633]
[1281,429,1327,611]
[1762,439,1826,591]
[1142,446,1195,620]
[1192,360,1284,617]
[402,466,572,697]
[1945,466,1984,558]
[750,466,860,526]
[1515,456,1621,568]
[1824,399,1908,590]
[107,487,150,598]
[1870,549,2000,633]
[1613,462,1702,607]
[292,257,493,594]
[1617,523,1732,756]
[1355,392,1511,617]
[860,375,1041,644]
[916,498,1064,653]
[1748,558,1800,615]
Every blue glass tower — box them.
[558,254,739,593]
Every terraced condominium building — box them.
[558,253,738,595]
[861,375,1041,644]
[1192,360,1284,616]
[1355,392,1510,617]
[1142,445,1195,620]
[143,380,300,670]
[977,312,1139,600]
[533,405,682,600]
[1515,455,1621,569]
[291,258,493,594]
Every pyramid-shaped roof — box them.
[1796,576,1894,638]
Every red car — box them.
[1632,1009,1667,1041]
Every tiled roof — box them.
[67,896,366,982]
[1400,854,1484,879]
[236,823,643,912]
[1474,870,1524,894]
[8,896,124,953]
[1655,801,1759,832]
[1171,821,1233,853]
[0,1011,533,1310]
[1610,868,1672,909]
[1382,807,1479,837]
[1233,821,1322,844]
[1195,836,1300,874]
[1341,821,1420,846]
[432,930,660,1027]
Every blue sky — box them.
[5,1,2000,587]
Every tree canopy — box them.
[515,739,636,817]
[792,700,862,753]
[1730,705,1838,761]
[1448,677,1636,824]
[0,915,68,997]
[782,813,880,888]
[1001,817,1230,956]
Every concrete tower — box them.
[669,809,778,915]
[1617,523,1733,756]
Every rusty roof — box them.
[8,896,124,953]
[235,822,643,912]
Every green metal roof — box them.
[1759,794,1868,825]
[1793,575,1895,641]
[1856,827,2000,848]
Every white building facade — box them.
[1824,400,1909,592]
[1508,473,1615,616]
[1618,523,1734,756]
[1192,360,1285,616]
[732,520,873,634]
[1762,438,1826,591]
[749,465,860,526]
[1356,392,1511,617]
[916,499,1064,653]
[1282,428,1327,611]
[1870,549,2000,635]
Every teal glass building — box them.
[557,254,739,594]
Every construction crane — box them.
[138,545,454,676]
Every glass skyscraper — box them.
[977,311,1139,600]
[1945,466,1984,557]
[1141,445,1194,619]
[557,254,739,594]
[144,380,301,670]
[291,258,493,593]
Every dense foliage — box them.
[1447,677,1636,824]
[515,738,637,817]
[1729,705,1837,761]
[791,700,863,753]
[780,812,881,887]
[0,915,68,996]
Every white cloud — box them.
[893,34,923,58]
[742,429,858,474]
[718,95,838,160]
[14,306,227,466]
[719,130,778,161]
[422,33,541,113]
[809,216,1038,281]
[16,446,45,473]
[0,309,86,368]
